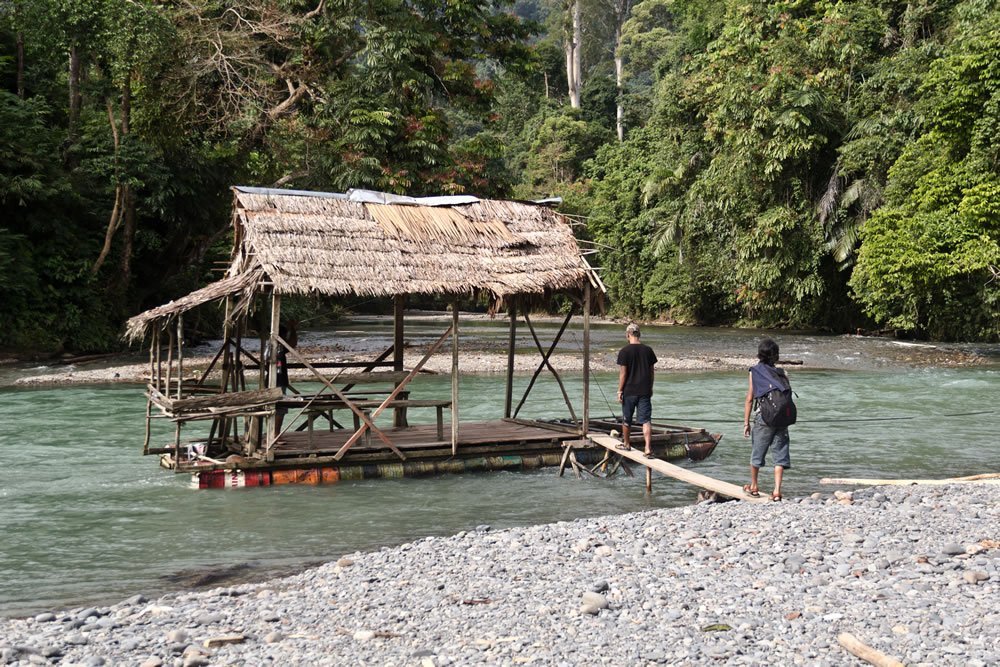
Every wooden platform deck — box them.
[166,418,720,475]
[275,419,572,458]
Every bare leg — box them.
[749,465,760,494]
[621,424,631,449]
[643,422,653,455]
[773,465,784,500]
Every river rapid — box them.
[1,319,997,618]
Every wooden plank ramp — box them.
[590,434,770,503]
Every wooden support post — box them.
[569,450,582,479]
[165,327,174,399]
[582,282,590,437]
[451,303,459,456]
[504,303,517,419]
[267,291,281,450]
[645,466,652,494]
[143,336,154,454]
[176,314,184,399]
[393,295,407,427]
[154,329,161,391]
[558,442,573,477]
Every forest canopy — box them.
[1,0,997,351]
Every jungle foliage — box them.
[1,0,997,350]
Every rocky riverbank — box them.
[2,483,997,666]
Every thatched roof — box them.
[125,186,602,341]
[232,187,598,298]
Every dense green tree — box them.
[850,2,1000,340]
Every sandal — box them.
[771,493,783,502]
[742,484,760,498]
[643,451,655,459]
[614,444,630,451]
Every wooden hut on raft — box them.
[125,186,719,488]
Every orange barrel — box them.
[272,467,342,485]
[242,470,271,487]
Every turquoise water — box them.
[1,324,998,617]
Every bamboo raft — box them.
[127,186,724,490]
[165,417,720,489]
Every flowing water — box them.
[1,319,998,618]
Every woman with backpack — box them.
[742,338,795,501]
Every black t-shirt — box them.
[616,343,657,396]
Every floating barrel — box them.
[188,446,686,489]
[191,469,272,489]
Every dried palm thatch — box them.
[125,187,602,341]
[234,187,597,299]
[124,267,262,342]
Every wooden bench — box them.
[281,396,453,442]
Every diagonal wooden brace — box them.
[277,336,403,459]
[333,324,454,460]
[512,311,575,419]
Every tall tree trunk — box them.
[16,32,25,99]
[565,0,582,108]
[68,45,82,137]
[571,1,582,108]
[615,26,624,141]
[118,75,135,290]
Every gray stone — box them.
[589,580,609,593]
[264,632,284,644]
[139,658,163,667]
[194,613,222,626]
[77,608,99,621]
[581,591,609,610]
[942,543,965,556]
[33,613,56,623]
[165,630,188,644]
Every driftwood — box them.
[821,473,1000,486]
[837,632,904,667]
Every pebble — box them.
[0,484,994,666]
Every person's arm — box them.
[617,365,627,403]
[743,372,753,438]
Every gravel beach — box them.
[2,483,997,666]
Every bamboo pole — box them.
[143,335,154,454]
[267,292,281,450]
[165,326,174,400]
[176,313,184,399]
[154,328,161,392]
[820,477,1000,486]
[837,633,904,667]
[504,303,517,419]
[582,283,590,437]
[451,303,459,456]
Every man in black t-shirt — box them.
[616,323,658,456]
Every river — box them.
[1,318,997,618]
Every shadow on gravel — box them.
[161,560,326,590]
